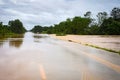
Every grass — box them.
[85,44,120,54]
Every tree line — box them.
[31,7,120,35]
[0,7,120,37]
[0,19,26,37]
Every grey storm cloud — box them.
[0,0,120,30]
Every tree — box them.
[0,22,3,35]
[31,25,43,33]
[84,11,91,18]
[99,18,120,35]
[111,7,120,21]
[86,25,99,35]
[72,16,91,34]
[8,19,26,34]
[0,22,12,36]
[30,7,120,35]
[97,12,108,26]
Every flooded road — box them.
[0,32,120,80]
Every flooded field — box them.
[51,35,120,52]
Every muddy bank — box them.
[51,34,120,53]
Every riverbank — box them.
[51,34,120,54]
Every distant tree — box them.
[84,11,91,18]
[111,7,120,21]
[0,22,3,35]
[8,19,26,34]
[0,22,2,26]
[65,18,72,34]
[70,16,91,34]
[0,22,12,36]
[99,18,120,35]
[30,7,120,35]
[86,25,99,35]
[31,25,43,33]
[97,12,108,26]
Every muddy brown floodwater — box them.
[0,32,120,80]
[51,35,120,52]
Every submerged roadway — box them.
[0,32,120,80]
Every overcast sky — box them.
[0,0,119,30]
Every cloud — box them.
[0,0,4,4]
[0,0,120,30]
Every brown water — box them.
[52,35,120,52]
[0,32,120,80]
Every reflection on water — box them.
[0,42,3,47]
[10,34,24,38]
[33,35,43,39]
[33,34,48,39]
[0,38,7,47]
[0,37,7,47]
[33,34,49,43]
[34,40,41,43]
[9,39,23,48]
[0,34,24,48]
[9,34,24,48]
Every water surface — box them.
[0,32,120,80]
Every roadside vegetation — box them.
[0,19,26,39]
[85,44,120,54]
[31,7,120,35]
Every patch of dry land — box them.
[51,34,120,53]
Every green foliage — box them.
[99,18,120,35]
[0,19,26,39]
[0,22,12,38]
[31,25,43,33]
[31,17,91,35]
[86,25,99,35]
[72,16,91,34]
[97,12,108,26]
[111,7,120,21]
[9,19,26,34]
[84,11,91,18]
[31,25,54,34]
